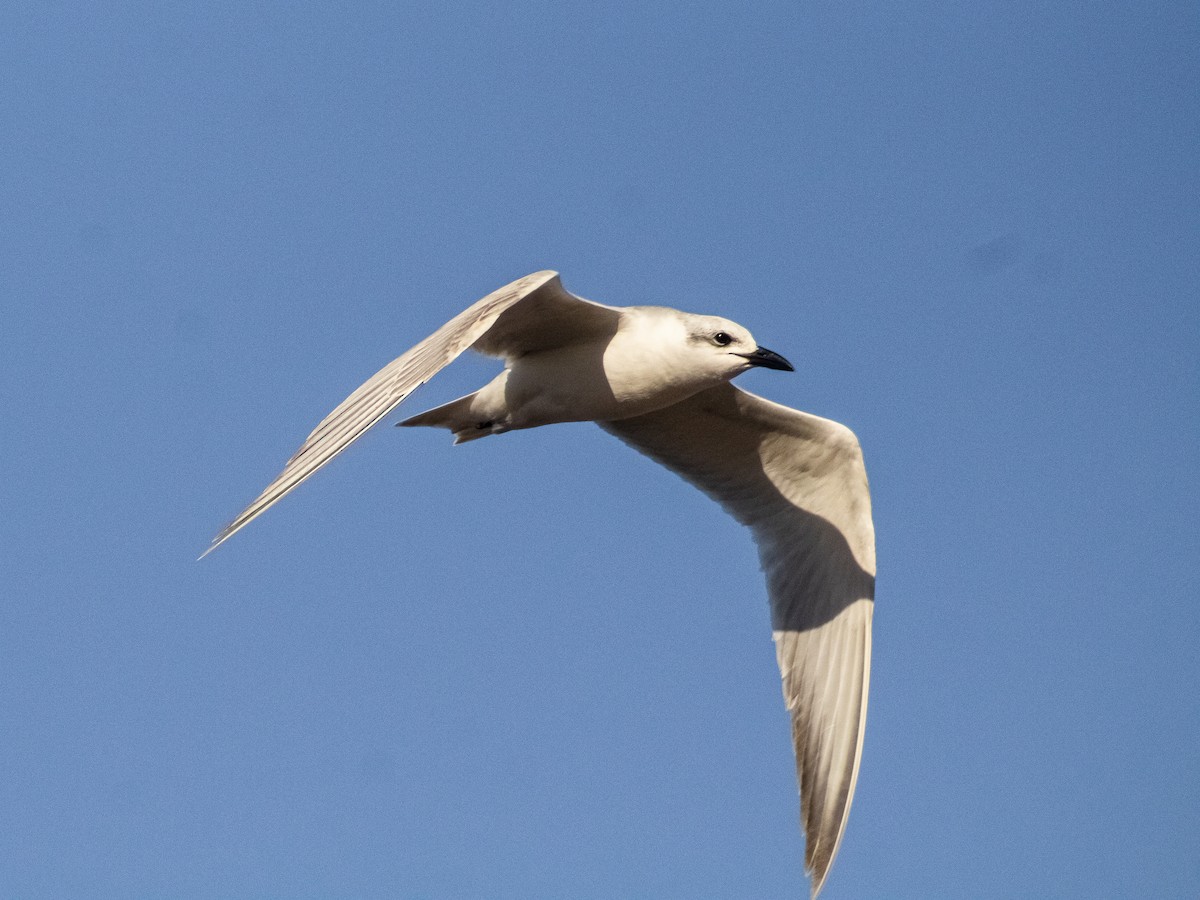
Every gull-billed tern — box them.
[205,270,875,898]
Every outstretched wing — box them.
[204,270,616,555]
[600,383,875,898]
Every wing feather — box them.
[204,270,614,555]
[600,383,875,898]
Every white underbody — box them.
[405,313,747,441]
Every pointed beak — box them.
[736,346,794,372]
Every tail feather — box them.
[397,392,496,443]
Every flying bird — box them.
[205,270,875,898]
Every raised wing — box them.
[204,270,616,555]
[600,383,875,898]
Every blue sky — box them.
[3,2,1197,897]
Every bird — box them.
[204,270,875,898]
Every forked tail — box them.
[398,391,497,444]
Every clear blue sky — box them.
[3,2,1197,897]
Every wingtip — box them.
[198,521,241,560]
[809,872,826,900]
[197,535,224,561]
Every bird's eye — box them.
[713,331,733,346]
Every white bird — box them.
[205,270,875,898]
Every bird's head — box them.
[680,314,795,381]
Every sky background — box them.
[3,2,1198,898]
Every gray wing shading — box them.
[599,383,875,898]
[204,270,617,556]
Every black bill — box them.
[736,346,794,372]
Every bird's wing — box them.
[204,270,618,555]
[599,383,875,898]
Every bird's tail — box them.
[397,391,496,444]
